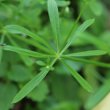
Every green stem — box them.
[61,1,89,51]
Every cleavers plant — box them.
[0,0,109,104]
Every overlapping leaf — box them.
[4,25,50,48]
[3,45,52,58]
[12,68,49,103]
[62,19,95,52]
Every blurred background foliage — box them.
[0,0,110,110]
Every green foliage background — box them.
[0,0,110,110]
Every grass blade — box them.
[48,0,60,50]
[12,68,49,103]
[62,60,93,92]
[3,45,53,58]
[64,50,107,57]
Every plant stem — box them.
[61,1,89,51]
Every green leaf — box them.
[62,61,93,92]
[56,0,70,7]
[27,81,49,102]
[80,32,109,51]
[20,55,33,66]
[10,34,52,54]
[64,57,110,68]
[7,35,33,66]
[12,68,49,103]
[48,102,79,110]
[62,19,95,52]
[50,73,80,101]
[4,25,50,48]
[64,50,107,57]
[90,1,103,16]
[3,45,52,58]
[85,79,110,110]
[20,0,32,7]
[36,60,46,66]
[7,65,32,82]
[68,19,94,45]
[48,0,60,49]
[0,83,17,110]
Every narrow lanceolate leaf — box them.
[63,57,110,68]
[11,35,52,54]
[66,19,95,49]
[85,79,110,110]
[12,68,50,103]
[64,50,107,57]
[62,61,93,92]
[4,25,50,48]
[48,0,60,49]
[3,45,52,58]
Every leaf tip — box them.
[12,94,24,104]
[12,97,18,104]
